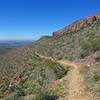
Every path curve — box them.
[35,52,92,100]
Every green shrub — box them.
[15,86,25,96]
[19,78,26,85]
[80,53,86,59]
[6,94,23,100]
[93,74,100,82]
[97,89,100,93]
[68,56,73,61]
[64,56,68,59]
[84,85,91,92]
[35,89,58,100]
[80,38,100,57]
[56,69,67,79]
[58,56,63,60]
[45,60,69,79]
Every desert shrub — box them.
[67,56,73,61]
[55,64,70,79]
[84,85,91,92]
[64,56,68,59]
[80,64,100,98]
[19,78,26,85]
[97,89,100,94]
[45,60,69,79]
[15,86,25,96]
[80,38,100,57]
[57,56,63,60]
[80,66,89,73]
[6,94,23,100]
[35,92,58,100]
[80,53,86,59]
[93,74,100,82]
[56,69,67,79]
[35,89,58,100]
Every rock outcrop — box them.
[53,12,100,36]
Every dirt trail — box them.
[35,52,92,100]
[58,60,92,100]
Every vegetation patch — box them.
[80,64,100,98]
[80,38,100,58]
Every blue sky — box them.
[0,0,100,40]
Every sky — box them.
[0,0,100,40]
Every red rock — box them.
[53,12,100,36]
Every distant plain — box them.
[0,40,33,54]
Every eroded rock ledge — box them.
[53,12,100,36]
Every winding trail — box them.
[35,52,92,100]
[58,60,92,100]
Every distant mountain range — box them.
[0,40,34,47]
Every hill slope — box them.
[0,46,68,100]
[33,20,100,61]
[0,12,100,100]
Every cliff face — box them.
[53,12,100,36]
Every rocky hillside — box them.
[53,12,100,36]
[0,12,100,100]
[0,45,69,100]
[34,19,100,61]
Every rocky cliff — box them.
[53,12,100,36]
